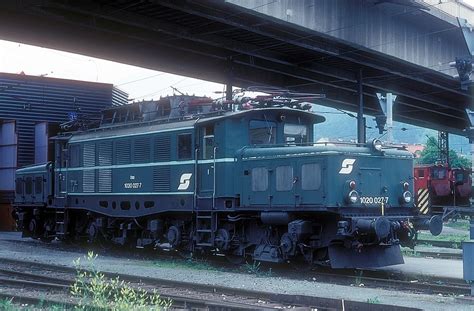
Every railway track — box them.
[0,257,425,311]
[403,249,462,260]
[0,261,280,310]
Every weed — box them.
[71,251,172,310]
[401,248,421,257]
[240,261,273,277]
[242,260,261,274]
[354,270,364,286]
[0,298,16,311]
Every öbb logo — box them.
[178,173,193,190]
[339,159,356,174]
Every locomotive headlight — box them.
[372,139,383,151]
[402,191,412,204]
[348,190,359,204]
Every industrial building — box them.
[0,72,127,229]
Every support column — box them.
[385,93,395,143]
[226,57,233,101]
[376,92,397,143]
[357,70,366,144]
[226,82,232,101]
[463,110,474,295]
[467,140,474,296]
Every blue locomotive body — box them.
[13,95,442,268]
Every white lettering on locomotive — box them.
[360,196,389,204]
[124,182,142,189]
[339,158,356,174]
[178,173,193,190]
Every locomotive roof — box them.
[67,107,325,143]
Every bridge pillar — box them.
[376,93,397,143]
[226,57,233,101]
[463,110,474,295]
[357,70,366,144]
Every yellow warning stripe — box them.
[416,188,430,214]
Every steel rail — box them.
[0,257,422,311]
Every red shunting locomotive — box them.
[414,164,472,213]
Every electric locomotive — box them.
[13,93,442,268]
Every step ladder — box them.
[195,211,216,247]
[55,210,67,237]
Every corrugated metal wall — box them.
[0,72,127,168]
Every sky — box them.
[0,40,224,101]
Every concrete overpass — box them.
[229,0,472,75]
[0,0,471,136]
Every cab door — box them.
[246,165,271,206]
[54,140,68,199]
[272,163,297,207]
[198,125,215,201]
[297,160,325,206]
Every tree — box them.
[417,136,471,168]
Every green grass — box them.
[417,232,468,243]
[366,296,381,304]
[444,219,470,231]
[0,298,68,310]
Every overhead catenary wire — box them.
[129,76,189,101]
[116,72,166,86]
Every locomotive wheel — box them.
[28,219,38,236]
[280,233,294,255]
[215,228,230,251]
[88,222,99,243]
[88,223,110,249]
[167,226,181,248]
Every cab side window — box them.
[15,178,23,195]
[178,133,192,160]
[25,177,33,195]
[249,120,276,145]
[35,177,43,194]
[202,126,214,159]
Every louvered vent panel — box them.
[116,140,131,165]
[153,167,170,192]
[98,142,112,166]
[134,137,150,163]
[83,170,95,193]
[154,136,171,162]
[98,169,112,192]
[83,143,96,167]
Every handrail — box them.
[242,141,407,150]
[212,146,217,210]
